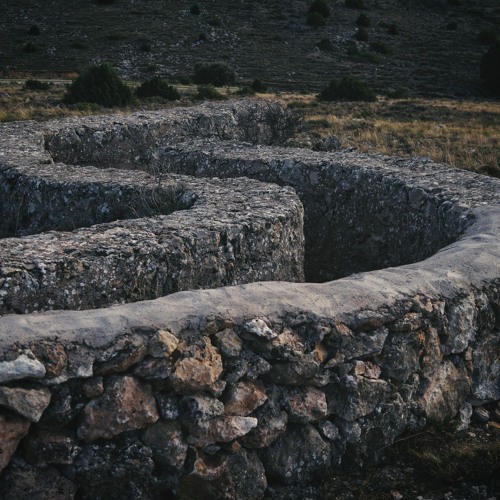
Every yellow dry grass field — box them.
[1,80,499,177]
[283,93,500,177]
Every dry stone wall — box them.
[0,99,499,499]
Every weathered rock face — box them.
[0,99,499,498]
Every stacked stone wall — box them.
[0,100,498,498]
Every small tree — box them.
[356,14,370,27]
[307,12,326,27]
[319,75,376,101]
[480,42,500,96]
[135,76,180,100]
[309,0,330,18]
[193,62,235,87]
[64,63,136,107]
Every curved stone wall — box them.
[0,100,499,499]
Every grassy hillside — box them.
[1,0,499,96]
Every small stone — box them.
[353,360,381,379]
[282,386,328,423]
[388,313,422,332]
[214,329,242,358]
[472,406,490,423]
[23,429,80,466]
[133,357,174,380]
[317,420,339,441]
[208,379,227,398]
[188,416,258,447]
[82,377,104,398]
[172,337,223,393]
[0,353,46,384]
[0,412,30,473]
[141,420,188,469]
[94,336,147,375]
[156,393,181,420]
[30,343,67,378]
[148,329,179,358]
[0,386,51,422]
[242,319,277,341]
[224,381,267,416]
[181,394,225,436]
[78,376,159,441]
[267,355,319,385]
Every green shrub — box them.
[387,86,410,98]
[370,40,392,54]
[307,11,327,26]
[478,27,499,45]
[309,0,330,18]
[480,42,500,96]
[251,78,268,92]
[193,61,235,86]
[96,0,115,4]
[23,79,50,91]
[234,86,256,96]
[23,42,37,53]
[208,17,222,27]
[447,0,460,5]
[355,27,369,41]
[356,14,370,27]
[135,76,180,100]
[28,25,40,36]
[64,63,136,107]
[446,21,458,30]
[345,0,365,9]
[319,75,376,101]
[190,4,200,15]
[139,40,152,52]
[388,22,399,35]
[198,33,207,42]
[70,41,87,49]
[317,38,334,51]
[195,84,225,100]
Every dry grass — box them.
[283,93,500,177]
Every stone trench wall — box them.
[0,100,499,499]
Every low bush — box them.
[234,86,255,96]
[208,17,222,27]
[23,79,50,91]
[345,0,365,9]
[356,14,370,27]
[388,22,399,35]
[190,4,200,15]
[193,61,235,86]
[446,21,458,30]
[478,27,499,45]
[319,75,376,101]
[307,12,327,27]
[480,42,500,96]
[135,76,180,100]
[387,86,410,98]
[95,0,116,4]
[317,38,334,51]
[355,27,369,41]
[139,41,152,52]
[64,63,136,107]
[251,78,268,92]
[23,42,36,53]
[198,33,207,42]
[309,0,330,18]
[195,84,225,100]
[370,40,392,54]
[70,41,87,50]
[28,25,40,36]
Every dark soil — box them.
[0,0,499,97]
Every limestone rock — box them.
[242,319,277,341]
[317,419,340,441]
[326,375,392,421]
[471,330,500,402]
[30,342,67,378]
[178,447,267,500]
[156,393,181,420]
[224,380,267,416]
[141,420,188,469]
[78,376,159,441]
[0,386,51,422]
[416,359,470,422]
[81,377,104,398]
[172,337,223,393]
[352,360,381,379]
[312,135,341,152]
[133,357,174,379]
[94,335,147,375]
[0,353,45,384]
[282,386,327,423]
[148,329,179,358]
[266,355,319,385]
[188,416,258,447]
[181,394,224,436]
[263,424,331,484]
[326,325,389,361]
[23,429,80,466]
[380,330,423,382]
[442,293,477,355]
[214,329,242,358]
[0,412,30,473]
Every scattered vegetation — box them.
[190,4,200,15]
[193,61,235,87]
[345,0,365,9]
[64,63,136,107]
[135,76,180,100]
[195,84,225,100]
[307,11,327,27]
[23,79,50,91]
[70,41,87,50]
[139,40,152,52]
[370,40,392,54]
[251,78,268,92]
[233,86,255,96]
[28,25,40,36]
[356,14,370,27]
[22,42,37,53]
[317,38,334,51]
[319,75,376,101]
[309,0,330,18]
[387,86,410,99]
[355,27,369,41]
[387,22,399,35]
[480,42,500,96]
